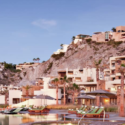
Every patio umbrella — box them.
[34,94,55,105]
[86,89,116,106]
[86,90,116,97]
[76,94,95,105]
[75,95,95,99]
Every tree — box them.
[33,58,36,62]
[118,62,125,117]
[112,27,116,32]
[23,85,32,96]
[60,44,63,49]
[94,59,102,106]
[67,83,80,104]
[51,78,60,105]
[60,76,70,105]
[37,58,40,63]
[72,36,75,41]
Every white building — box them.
[9,77,61,107]
[54,44,69,54]
[73,34,91,44]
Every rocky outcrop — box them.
[17,40,125,86]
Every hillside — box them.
[18,40,125,86]
[0,69,21,85]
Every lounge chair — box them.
[28,105,49,113]
[4,108,16,114]
[84,107,109,118]
[6,108,23,114]
[68,105,85,114]
[76,106,97,117]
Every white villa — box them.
[9,77,61,107]
[54,44,69,54]
[73,34,91,44]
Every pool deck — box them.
[65,112,125,121]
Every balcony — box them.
[87,79,94,82]
[110,74,115,77]
[116,73,121,76]
[111,66,115,69]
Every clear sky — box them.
[0,0,125,64]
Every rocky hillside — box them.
[0,69,21,85]
[18,40,125,86]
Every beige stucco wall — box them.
[92,32,105,42]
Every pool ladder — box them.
[78,109,106,125]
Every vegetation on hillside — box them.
[44,62,53,73]
[51,52,65,60]
[4,62,21,73]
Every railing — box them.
[78,108,94,125]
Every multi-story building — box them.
[58,68,104,92]
[112,26,125,41]
[105,56,125,91]
[16,62,39,70]
[58,68,109,105]
[104,56,125,105]
[92,31,113,42]
[92,26,125,42]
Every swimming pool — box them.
[0,110,125,125]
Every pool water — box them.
[0,112,125,125]
[0,113,75,125]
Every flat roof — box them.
[93,32,102,34]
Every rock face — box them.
[17,40,125,86]
[0,69,21,85]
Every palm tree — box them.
[94,59,102,106]
[60,76,69,105]
[72,36,75,41]
[37,58,40,63]
[118,63,125,117]
[67,83,80,104]
[112,27,116,32]
[33,58,36,62]
[60,44,63,49]
[52,78,59,105]
[23,85,32,96]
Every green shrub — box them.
[107,41,122,47]
[90,56,93,59]
[23,72,27,77]
[0,104,8,108]
[10,69,21,73]
[47,62,53,70]
[44,62,53,73]
[93,46,99,51]
[51,52,65,60]
[86,39,92,44]
[105,106,118,112]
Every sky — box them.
[0,0,125,64]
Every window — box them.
[90,99,95,105]
[13,98,20,104]
[90,86,96,92]
[110,98,117,105]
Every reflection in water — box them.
[0,113,64,125]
